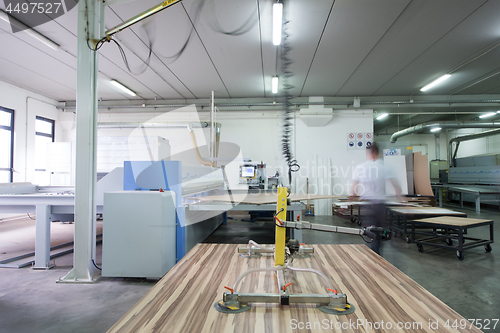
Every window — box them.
[0,107,14,183]
[35,116,55,185]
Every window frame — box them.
[0,106,14,182]
[35,116,55,173]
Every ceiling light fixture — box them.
[430,127,442,132]
[479,112,496,119]
[376,113,388,120]
[273,2,283,46]
[0,9,60,51]
[272,76,279,94]
[420,74,451,92]
[110,80,136,96]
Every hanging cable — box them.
[279,8,300,186]
[205,0,258,36]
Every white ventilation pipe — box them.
[448,128,500,167]
[390,121,500,143]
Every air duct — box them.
[390,121,500,143]
[448,128,500,167]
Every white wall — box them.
[0,80,67,183]
[70,109,374,196]
[295,111,373,195]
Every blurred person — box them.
[350,142,402,255]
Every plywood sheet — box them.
[413,152,434,196]
[195,193,343,205]
[413,216,492,226]
[108,244,481,333]
[389,207,467,216]
[384,155,408,195]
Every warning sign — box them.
[347,132,373,150]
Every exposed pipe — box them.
[448,128,500,167]
[391,121,500,143]
[435,134,440,160]
[97,121,210,129]
[187,124,214,167]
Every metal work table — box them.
[108,243,482,333]
[432,184,500,213]
[0,193,103,269]
[388,207,467,243]
[411,216,493,260]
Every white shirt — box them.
[352,159,394,201]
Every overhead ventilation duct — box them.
[448,128,500,167]
[390,121,500,143]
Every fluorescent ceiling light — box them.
[273,3,283,46]
[272,76,278,94]
[479,112,496,119]
[420,74,451,92]
[0,10,60,51]
[430,127,442,132]
[110,80,136,96]
[496,110,500,114]
[376,113,388,120]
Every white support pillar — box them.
[59,0,100,283]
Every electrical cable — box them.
[27,213,35,220]
[92,259,102,270]
[111,38,152,75]
[359,234,374,243]
[205,0,258,36]
[279,8,300,186]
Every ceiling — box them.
[2,0,500,133]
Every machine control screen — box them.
[241,166,255,177]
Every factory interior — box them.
[0,0,500,332]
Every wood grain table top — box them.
[108,244,481,333]
[413,216,493,227]
[389,207,467,216]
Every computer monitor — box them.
[241,166,255,178]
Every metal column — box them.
[59,0,100,283]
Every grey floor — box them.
[0,203,498,333]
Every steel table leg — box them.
[34,204,54,270]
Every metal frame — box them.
[34,116,55,174]
[412,219,493,260]
[216,187,355,314]
[432,184,500,213]
[0,193,104,269]
[389,208,467,242]
[0,106,14,182]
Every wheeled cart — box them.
[411,216,494,260]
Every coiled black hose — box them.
[280,17,300,185]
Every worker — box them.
[350,142,402,255]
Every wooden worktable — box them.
[389,207,467,216]
[108,244,482,333]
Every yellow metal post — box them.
[275,187,287,266]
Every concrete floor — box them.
[0,204,498,333]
